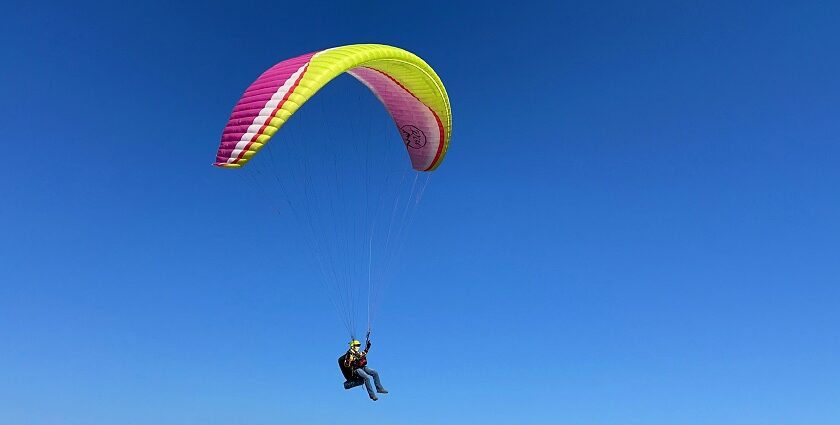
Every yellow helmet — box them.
[349,340,361,347]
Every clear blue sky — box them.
[2,1,839,424]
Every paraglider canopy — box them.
[214,44,452,171]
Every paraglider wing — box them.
[214,44,452,171]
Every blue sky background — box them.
[2,1,839,424]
